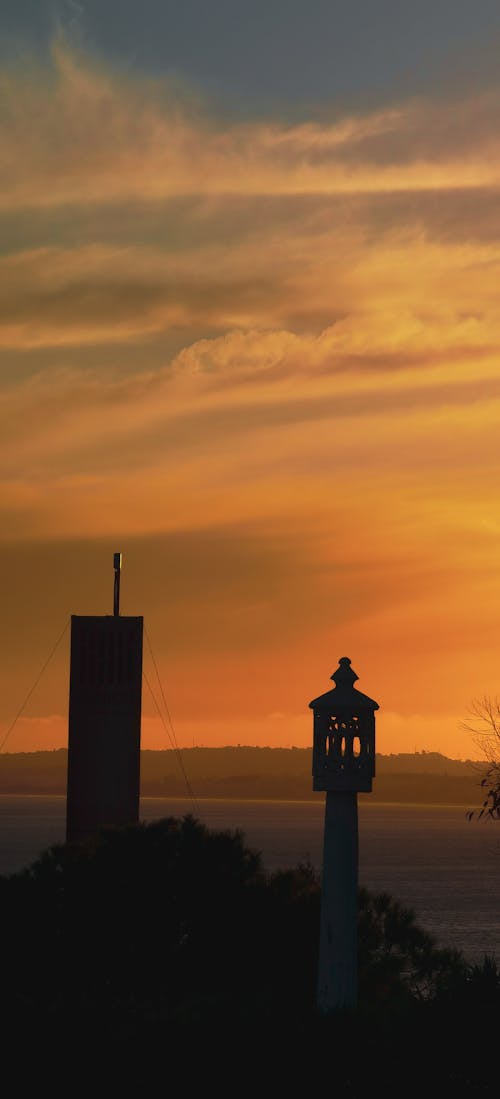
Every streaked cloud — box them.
[3,46,500,213]
[1,42,500,757]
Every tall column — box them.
[310,657,378,1013]
[317,790,359,1011]
[66,556,143,843]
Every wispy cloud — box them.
[1,42,500,752]
[3,45,500,214]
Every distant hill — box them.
[0,747,487,807]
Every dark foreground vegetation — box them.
[2,816,499,1094]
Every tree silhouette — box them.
[462,697,500,819]
[1,815,499,1091]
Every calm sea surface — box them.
[1,794,499,965]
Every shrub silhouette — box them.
[2,815,499,1091]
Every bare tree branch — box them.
[461,697,500,820]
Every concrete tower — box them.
[66,554,143,843]
[310,657,378,1011]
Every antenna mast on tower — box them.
[113,552,122,616]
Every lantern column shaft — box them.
[317,789,359,1012]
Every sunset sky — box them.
[2,1,500,759]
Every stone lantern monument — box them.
[310,657,378,1011]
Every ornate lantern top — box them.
[310,658,378,793]
[309,657,379,714]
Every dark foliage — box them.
[2,815,499,1094]
[466,763,500,821]
[463,697,500,819]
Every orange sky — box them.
[2,43,500,760]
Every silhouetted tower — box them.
[310,657,378,1011]
[66,554,143,843]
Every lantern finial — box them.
[331,656,358,687]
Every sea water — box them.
[0,794,499,964]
